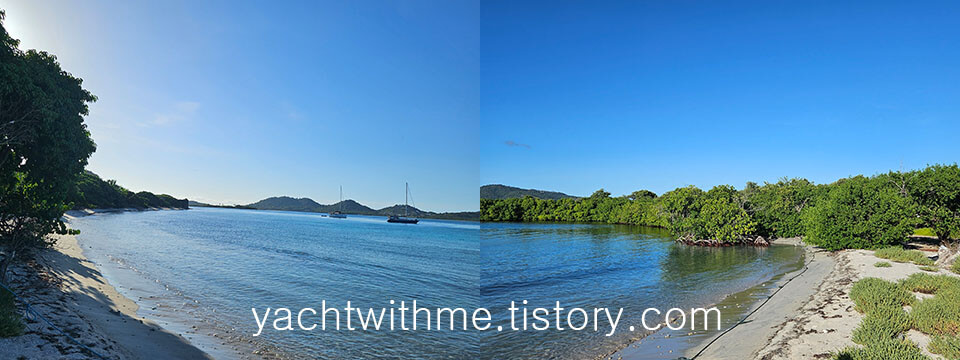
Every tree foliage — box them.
[69,171,188,210]
[0,11,96,282]
[482,164,960,249]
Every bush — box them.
[850,278,915,314]
[804,176,918,250]
[0,291,23,337]
[874,247,935,266]
[907,164,960,242]
[900,273,960,294]
[874,261,892,268]
[912,291,960,335]
[743,178,816,238]
[851,306,913,345]
[833,339,929,360]
[919,266,939,272]
[929,334,960,359]
[953,260,960,275]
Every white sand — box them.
[755,248,958,359]
[0,231,215,359]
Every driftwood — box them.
[676,234,769,247]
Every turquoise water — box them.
[70,208,803,359]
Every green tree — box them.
[803,176,918,250]
[0,11,97,282]
[907,164,960,243]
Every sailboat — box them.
[330,186,346,218]
[387,182,419,224]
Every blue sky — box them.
[2,0,480,211]
[3,1,959,208]
[479,1,960,197]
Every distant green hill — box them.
[247,196,322,212]
[480,184,577,200]
[243,196,478,221]
[70,171,188,209]
[317,200,378,214]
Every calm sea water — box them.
[69,208,803,359]
[479,222,804,359]
[70,207,481,359]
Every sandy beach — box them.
[684,239,959,360]
[0,210,263,360]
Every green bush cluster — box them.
[481,164,960,249]
[845,274,960,358]
[874,247,936,266]
[874,261,892,268]
[69,171,187,210]
[849,277,915,314]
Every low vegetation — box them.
[482,164,960,249]
[919,266,939,272]
[0,291,23,337]
[953,261,960,275]
[838,273,960,359]
[929,334,960,359]
[874,247,935,266]
[850,278,915,314]
[874,261,892,268]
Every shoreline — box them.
[681,237,836,359]
[605,238,819,360]
[0,208,261,359]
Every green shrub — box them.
[929,334,960,359]
[852,306,913,345]
[953,260,960,275]
[803,176,918,250]
[743,178,816,238]
[912,291,960,335]
[874,261,892,268]
[907,164,960,242]
[0,291,23,338]
[874,247,935,266]
[833,339,929,360]
[900,273,960,294]
[849,278,915,314]
[919,266,939,272]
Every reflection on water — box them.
[480,222,803,360]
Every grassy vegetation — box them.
[912,290,960,335]
[851,305,913,345]
[919,266,939,272]
[842,273,960,358]
[900,273,960,294]
[953,261,960,275]
[914,228,937,237]
[874,261,892,268]
[849,277,915,314]
[834,339,928,360]
[929,334,960,359]
[874,247,935,266]
[0,291,23,337]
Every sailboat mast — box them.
[404,182,409,217]
[339,186,343,212]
